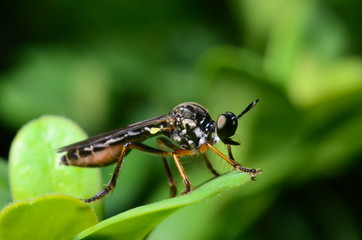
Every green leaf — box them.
[0,194,98,240]
[0,158,11,208]
[9,115,103,218]
[73,171,252,240]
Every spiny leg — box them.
[158,137,219,177]
[157,138,177,197]
[162,158,177,197]
[172,153,192,194]
[206,143,262,180]
[201,153,219,177]
[83,145,127,202]
[157,137,197,195]
[83,142,173,202]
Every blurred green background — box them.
[1,0,361,239]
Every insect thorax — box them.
[168,102,215,150]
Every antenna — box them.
[236,99,259,119]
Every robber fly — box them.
[59,100,262,202]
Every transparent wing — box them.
[58,114,172,152]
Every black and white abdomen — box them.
[168,102,216,150]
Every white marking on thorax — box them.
[182,119,197,128]
[199,136,209,146]
[193,127,203,138]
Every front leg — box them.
[207,143,262,180]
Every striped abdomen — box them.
[61,143,125,167]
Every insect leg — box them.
[83,144,127,202]
[227,144,235,160]
[83,142,172,202]
[126,142,195,195]
[201,153,220,177]
[157,137,177,197]
[172,154,192,195]
[158,137,219,178]
[206,143,262,179]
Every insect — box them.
[59,100,262,202]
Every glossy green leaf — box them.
[73,171,252,240]
[0,194,98,240]
[9,115,103,218]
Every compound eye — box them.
[216,112,238,143]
